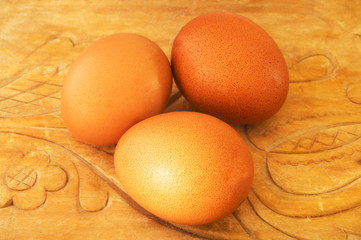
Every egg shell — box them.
[61,33,172,145]
[114,111,254,225]
[171,12,289,124]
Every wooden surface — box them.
[1,1,361,239]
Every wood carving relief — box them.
[0,1,361,239]
[1,150,68,210]
[0,133,112,212]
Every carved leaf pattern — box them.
[270,123,361,154]
[1,1,361,240]
[288,54,337,83]
[0,37,82,118]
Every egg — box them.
[114,111,254,225]
[171,12,289,124]
[61,33,172,145]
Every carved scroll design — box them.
[0,150,68,210]
[0,132,109,212]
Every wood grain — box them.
[0,1,360,239]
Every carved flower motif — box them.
[0,150,67,210]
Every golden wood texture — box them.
[0,1,360,239]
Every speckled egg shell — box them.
[61,33,172,145]
[114,111,254,225]
[171,12,289,124]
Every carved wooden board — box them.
[0,1,360,239]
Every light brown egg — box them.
[61,33,172,145]
[171,12,289,124]
[114,111,254,225]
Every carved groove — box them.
[346,83,361,104]
[289,53,338,83]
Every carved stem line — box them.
[0,131,216,240]
[243,125,267,153]
[95,145,116,156]
[245,195,302,240]
[231,211,253,239]
[22,36,76,61]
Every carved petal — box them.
[174,213,251,240]
[0,185,13,208]
[42,165,68,192]
[12,184,46,210]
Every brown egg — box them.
[114,111,254,225]
[171,12,289,124]
[61,33,172,145]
